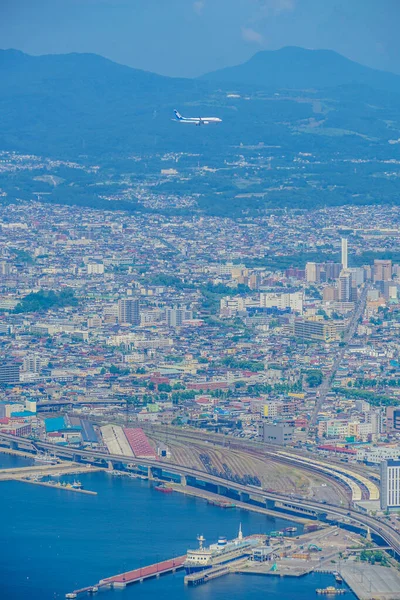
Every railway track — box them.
[143,424,377,503]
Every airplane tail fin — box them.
[174,109,183,120]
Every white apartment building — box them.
[381,460,400,510]
[357,446,400,464]
[87,262,105,275]
[23,355,42,373]
[259,291,303,314]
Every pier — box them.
[0,462,103,481]
[17,478,97,495]
[184,557,248,586]
[67,556,186,597]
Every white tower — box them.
[341,238,348,271]
[197,534,205,549]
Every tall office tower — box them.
[348,267,365,286]
[364,265,372,281]
[381,459,400,511]
[338,270,352,302]
[324,262,342,280]
[118,298,140,325]
[341,238,348,270]
[305,262,317,283]
[374,259,392,282]
[350,279,358,302]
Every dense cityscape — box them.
[1,186,400,471]
[2,4,400,597]
[2,160,400,596]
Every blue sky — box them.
[1,0,399,77]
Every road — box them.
[308,284,369,429]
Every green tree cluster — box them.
[14,289,78,313]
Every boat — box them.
[316,587,346,595]
[72,480,83,490]
[207,500,236,508]
[184,525,265,574]
[34,453,58,465]
[65,594,77,599]
[335,574,343,584]
[284,526,297,533]
[154,484,173,494]
[88,586,98,594]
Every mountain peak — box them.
[200,46,400,91]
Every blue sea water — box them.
[0,452,34,469]
[0,456,356,600]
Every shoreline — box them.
[168,482,311,524]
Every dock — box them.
[16,478,97,495]
[101,555,186,588]
[0,463,103,481]
[66,556,186,597]
[0,461,103,496]
[184,557,248,586]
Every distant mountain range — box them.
[0,48,205,157]
[2,47,400,215]
[201,46,400,91]
[0,46,400,160]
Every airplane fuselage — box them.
[174,110,222,125]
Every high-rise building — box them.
[323,286,338,302]
[305,262,317,283]
[341,238,348,270]
[0,362,20,384]
[294,319,339,342]
[248,273,261,290]
[386,406,400,433]
[338,271,352,302]
[381,459,400,511]
[259,291,303,314]
[350,279,358,302]
[374,259,392,282]
[166,307,192,327]
[348,267,365,286]
[23,355,42,373]
[324,263,342,280]
[285,267,305,280]
[118,299,140,325]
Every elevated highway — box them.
[0,432,398,558]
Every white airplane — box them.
[173,109,222,126]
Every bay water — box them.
[0,455,355,599]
